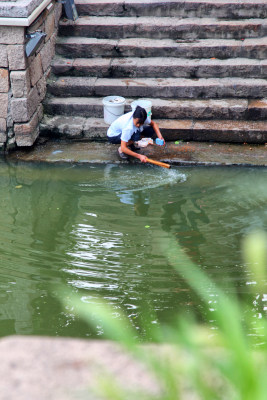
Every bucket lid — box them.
[103,96,126,105]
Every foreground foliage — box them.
[61,231,267,400]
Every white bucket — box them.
[131,99,152,119]
[102,96,126,125]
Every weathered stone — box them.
[72,58,111,77]
[40,37,56,73]
[75,0,125,17]
[159,119,194,141]
[44,97,105,117]
[0,69,9,93]
[56,37,118,58]
[119,37,227,58]
[0,45,8,68]
[42,116,194,142]
[56,36,252,59]
[150,98,248,120]
[193,120,267,143]
[0,0,47,19]
[47,76,97,97]
[0,93,8,118]
[11,86,40,123]
[248,99,267,120]
[261,59,267,76]
[93,77,267,99]
[29,53,43,86]
[52,56,266,79]
[44,65,51,81]
[240,37,267,59]
[83,117,109,140]
[7,44,27,70]
[0,336,159,400]
[37,103,44,122]
[0,26,25,45]
[10,70,31,98]
[51,57,74,75]
[11,0,267,149]
[14,110,39,146]
[44,97,249,121]
[7,138,267,166]
[45,10,55,42]
[76,0,267,19]
[17,125,39,146]
[110,58,139,78]
[6,136,16,150]
[59,16,267,41]
[52,56,111,77]
[36,75,47,102]
[40,115,85,138]
[182,1,267,19]
[7,128,14,140]
[0,118,7,137]
[54,3,63,28]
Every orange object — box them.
[146,158,171,169]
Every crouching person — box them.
[107,106,165,162]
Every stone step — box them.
[59,16,267,40]
[40,115,267,144]
[56,37,267,60]
[74,0,267,19]
[44,97,267,121]
[47,76,267,99]
[52,56,267,79]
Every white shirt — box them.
[107,111,151,142]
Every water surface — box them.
[0,161,266,338]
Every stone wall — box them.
[0,0,62,150]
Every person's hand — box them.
[139,154,147,163]
[159,136,165,145]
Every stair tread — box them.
[41,114,267,143]
[51,55,267,77]
[51,56,267,79]
[60,16,267,24]
[45,96,250,105]
[74,0,267,4]
[49,76,267,85]
[42,115,267,130]
[59,16,267,40]
[44,97,267,120]
[45,96,267,105]
[53,55,267,66]
[74,0,267,20]
[43,0,267,145]
[47,75,267,99]
[56,36,267,46]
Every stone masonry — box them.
[0,0,62,149]
[42,0,267,144]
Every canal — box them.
[0,161,266,339]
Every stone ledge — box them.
[75,0,267,19]
[6,140,267,167]
[0,336,158,400]
[0,0,47,19]
[40,115,267,144]
[14,109,40,145]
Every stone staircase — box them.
[41,0,267,143]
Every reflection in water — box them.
[0,162,266,338]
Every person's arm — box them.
[121,141,147,163]
[150,120,165,144]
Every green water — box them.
[0,161,266,338]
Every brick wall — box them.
[0,0,62,150]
